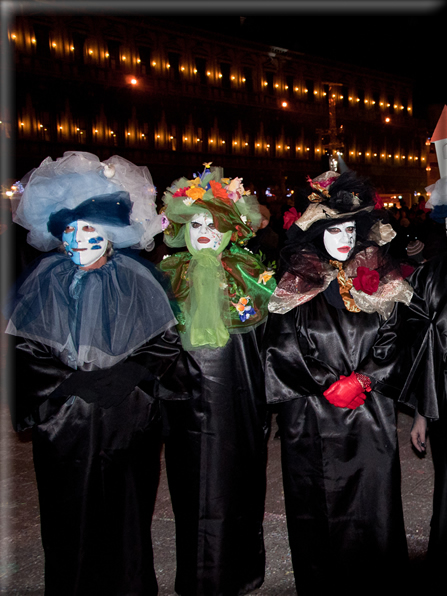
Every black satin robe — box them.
[10,328,189,596]
[263,282,408,595]
[359,253,447,570]
[162,327,269,596]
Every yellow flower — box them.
[188,177,202,187]
[186,186,206,200]
[258,271,273,285]
[203,162,213,168]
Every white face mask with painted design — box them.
[62,219,108,267]
[189,213,223,251]
[323,220,356,261]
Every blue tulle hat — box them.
[13,151,164,252]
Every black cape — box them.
[263,282,408,595]
[162,327,269,596]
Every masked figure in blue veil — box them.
[5,151,190,596]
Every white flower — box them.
[240,215,247,224]
[219,282,228,290]
[183,197,195,206]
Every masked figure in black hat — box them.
[263,170,413,595]
[5,151,189,596]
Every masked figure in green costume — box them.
[158,163,276,596]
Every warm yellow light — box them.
[166,63,170,68]
[31,38,36,43]
[152,61,156,66]
[206,71,211,76]
[286,145,290,149]
[282,101,288,107]
[128,132,131,136]
[52,42,57,48]
[11,34,17,39]
[131,78,137,85]
[105,52,109,58]
[218,73,222,78]
[181,66,185,71]
[231,76,235,80]
[210,139,214,143]
[89,49,93,55]
[194,68,197,73]
[266,144,270,148]
[278,145,281,149]
[221,140,225,144]
[122,56,127,61]
[70,46,75,51]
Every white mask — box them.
[62,219,108,267]
[323,220,356,261]
[189,213,223,251]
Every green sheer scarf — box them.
[181,224,232,350]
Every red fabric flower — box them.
[283,207,301,230]
[373,192,384,210]
[353,267,380,295]
[173,187,188,197]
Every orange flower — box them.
[185,186,206,201]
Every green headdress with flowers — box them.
[159,163,276,351]
[162,163,263,249]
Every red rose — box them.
[283,207,301,230]
[173,187,188,197]
[353,267,380,295]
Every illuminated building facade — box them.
[7,14,431,203]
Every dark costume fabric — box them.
[359,253,447,571]
[264,284,408,594]
[7,252,189,596]
[159,250,272,596]
[162,329,268,596]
